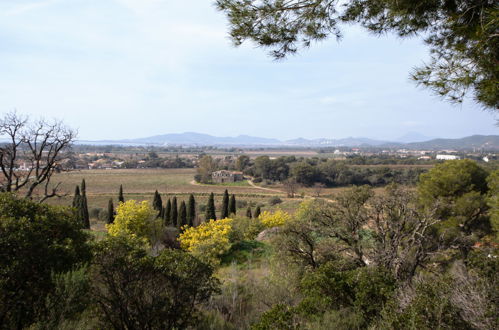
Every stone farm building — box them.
[212,170,244,183]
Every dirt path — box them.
[247,180,285,194]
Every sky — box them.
[0,0,497,142]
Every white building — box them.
[436,154,460,160]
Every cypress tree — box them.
[254,206,261,219]
[229,194,236,215]
[179,201,187,229]
[171,197,178,227]
[187,194,196,227]
[246,206,252,219]
[164,198,172,226]
[221,189,229,219]
[107,199,115,224]
[80,194,90,229]
[206,192,216,221]
[72,185,80,208]
[152,190,163,217]
[118,184,125,203]
[80,179,90,229]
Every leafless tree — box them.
[369,186,441,280]
[0,111,76,202]
[283,178,299,198]
[312,182,325,197]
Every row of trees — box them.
[245,155,427,187]
[197,154,428,187]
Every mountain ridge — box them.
[76,132,499,150]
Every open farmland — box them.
[45,168,296,217]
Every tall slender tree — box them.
[164,198,172,226]
[254,206,261,219]
[187,194,196,227]
[72,185,80,208]
[171,197,178,227]
[107,199,115,224]
[246,206,252,219]
[152,190,163,217]
[179,201,187,229]
[118,184,125,203]
[80,179,90,229]
[229,194,236,215]
[206,193,216,221]
[221,189,229,219]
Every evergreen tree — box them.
[187,194,196,227]
[221,189,229,219]
[246,206,252,219]
[206,193,216,221]
[254,206,261,219]
[80,179,90,229]
[229,194,236,215]
[152,190,163,217]
[164,198,172,226]
[118,184,125,203]
[179,201,187,229]
[72,185,80,208]
[171,197,178,227]
[107,199,115,224]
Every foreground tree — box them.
[91,237,219,329]
[216,0,498,110]
[0,193,91,329]
[0,112,76,202]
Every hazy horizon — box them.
[1,0,497,141]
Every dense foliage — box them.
[216,0,498,110]
[0,193,91,329]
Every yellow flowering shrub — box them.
[258,210,291,228]
[179,218,233,265]
[106,200,157,244]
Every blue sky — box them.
[0,0,497,141]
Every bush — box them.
[0,193,91,329]
[98,209,109,222]
[252,304,296,330]
[259,210,291,228]
[199,204,207,212]
[89,207,102,219]
[269,197,283,206]
[230,216,266,241]
[236,199,248,209]
[91,236,219,329]
[179,218,233,265]
[106,200,160,246]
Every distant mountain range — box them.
[77,133,499,150]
